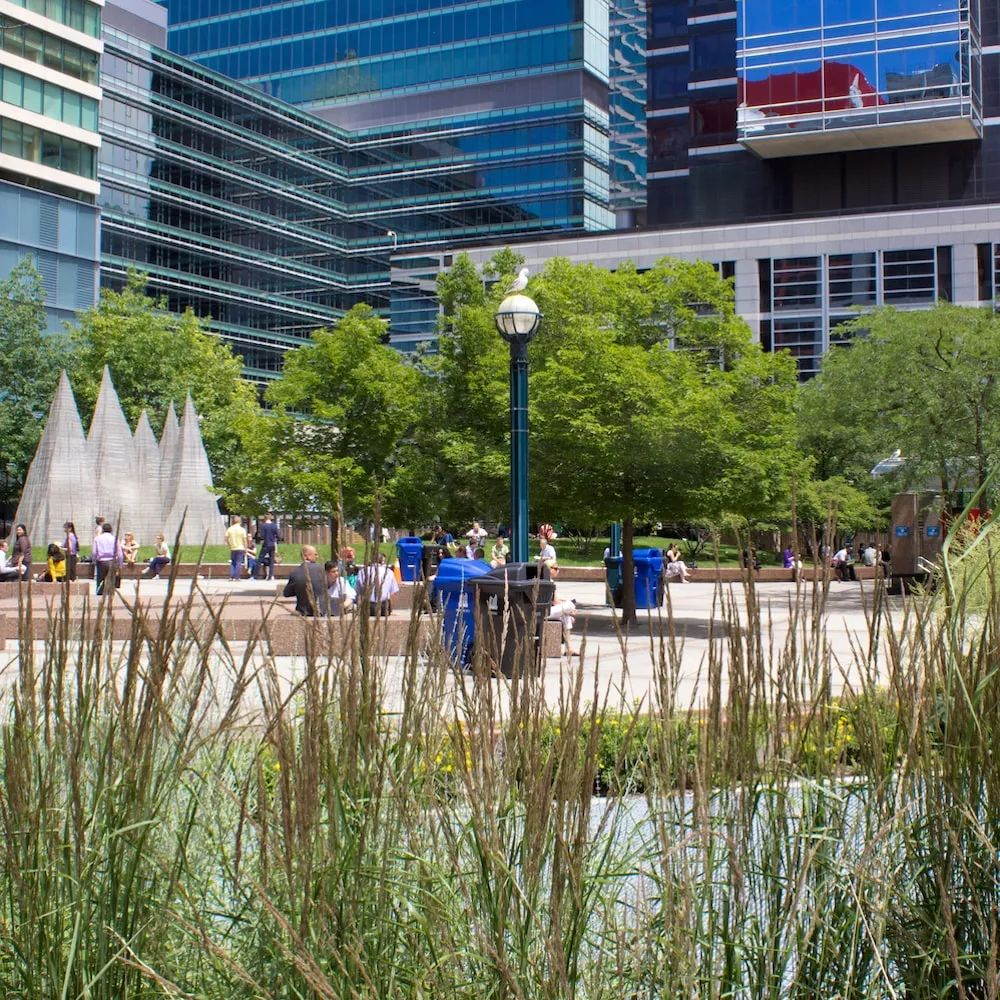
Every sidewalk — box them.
[0,575,903,714]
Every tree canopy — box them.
[69,271,257,481]
[798,303,1000,508]
[224,304,426,531]
[0,258,69,511]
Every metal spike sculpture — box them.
[13,371,96,545]
[12,371,224,548]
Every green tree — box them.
[425,250,522,524]
[246,304,427,547]
[798,303,1000,508]
[527,255,801,622]
[794,475,880,552]
[69,271,258,481]
[0,257,68,511]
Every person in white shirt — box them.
[467,521,487,550]
[832,545,856,582]
[325,561,357,615]
[0,540,20,581]
[548,593,578,656]
[537,537,557,573]
[356,554,399,616]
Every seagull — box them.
[505,267,529,294]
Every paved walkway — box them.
[0,574,907,715]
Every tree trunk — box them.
[620,515,637,627]
[330,513,340,563]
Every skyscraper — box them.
[158,0,618,241]
[0,0,102,328]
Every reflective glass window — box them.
[772,316,823,377]
[651,58,688,101]
[651,1,687,42]
[828,252,876,307]
[771,257,821,309]
[690,98,736,143]
[22,74,43,114]
[648,119,688,167]
[882,248,936,303]
[690,28,736,76]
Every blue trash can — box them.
[396,535,424,582]
[431,558,491,666]
[633,547,663,609]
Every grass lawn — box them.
[31,537,777,568]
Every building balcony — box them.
[739,96,982,157]
[737,55,982,157]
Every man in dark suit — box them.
[258,511,281,580]
[283,544,330,616]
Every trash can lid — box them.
[396,536,423,548]
[633,547,663,566]
[432,557,492,591]
[486,561,540,582]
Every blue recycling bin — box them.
[396,535,424,582]
[633,547,663,609]
[431,558,491,666]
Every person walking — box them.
[92,523,123,595]
[225,515,248,581]
[257,511,280,580]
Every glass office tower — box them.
[0,0,102,329]
[157,0,616,241]
[610,0,647,227]
[100,0,398,377]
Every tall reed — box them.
[0,531,997,998]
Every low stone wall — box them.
[562,564,882,585]
[0,581,91,599]
[0,598,564,659]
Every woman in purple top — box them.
[64,521,79,581]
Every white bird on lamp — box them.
[505,267,529,294]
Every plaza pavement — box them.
[0,573,908,715]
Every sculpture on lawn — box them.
[13,368,225,546]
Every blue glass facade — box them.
[152,0,621,348]
[0,180,99,331]
[0,0,102,328]
[610,0,648,225]
[100,22,393,378]
[157,0,615,236]
[646,0,1000,232]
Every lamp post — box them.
[495,292,541,564]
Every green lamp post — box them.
[495,286,540,565]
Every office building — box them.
[0,0,102,329]
[100,0,401,378]
[155,0,629,348]
[411,0,1000,378]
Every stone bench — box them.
[0,601,564,659]
[274,581,424,609]
[0,580,91,599]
